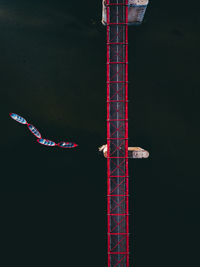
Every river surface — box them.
[0,1,200,266]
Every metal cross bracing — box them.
[106,0,129,266]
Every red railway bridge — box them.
[101,1,149,266]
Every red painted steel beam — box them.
[106,0,129,266]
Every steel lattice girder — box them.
[106,0,129,266]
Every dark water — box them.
[0,0,200,266]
